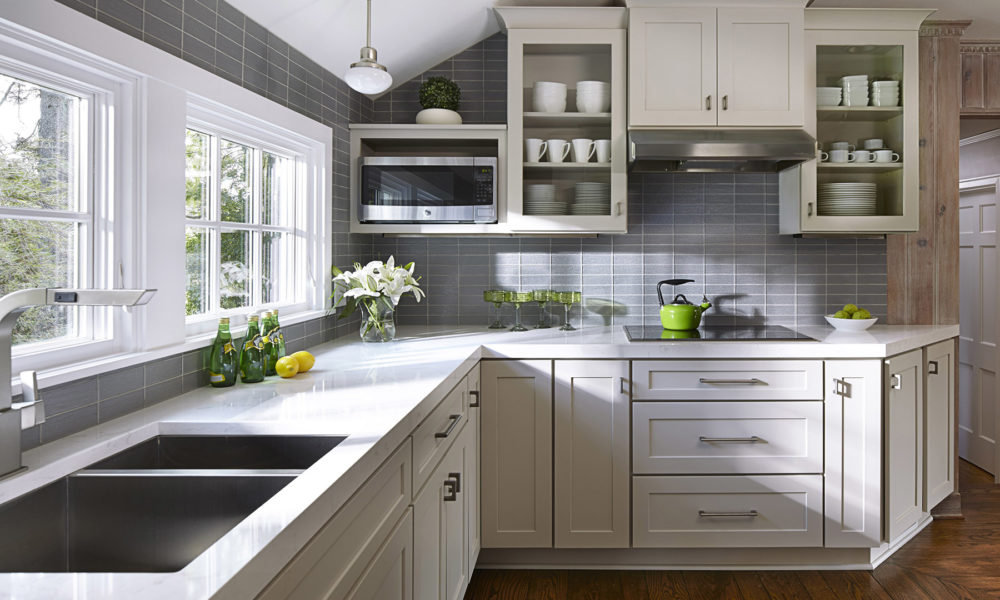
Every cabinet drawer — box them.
[632,475,823,548]
[412,380,467,496]
[633,402,823,474]
[632,360,823,400]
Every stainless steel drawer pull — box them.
[928,361,939,375]
[434,414,462,438]
[469,390,480,407]
[698,436,766,444]
[444,478,458,502]
[698,378,766,385]
[698,510,758,518]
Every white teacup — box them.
[853,150,876,163]
[829,141,855,152]
[829,149,855,163]
[545,139,572,163]
[525,138,548,163]
[874,149,900,163]
[863,138,885,150]
[571,138,596,163]
[595,139,611,163]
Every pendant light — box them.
[345,0,392,94]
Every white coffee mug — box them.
[545,139,572,163]
[874,149,900,163]
[830,141,855,152]
[863,138,885,150]
[853,150,876,163]
[525,138,548,163]
[829,149,855,163]
[571,138,596,163]
[595,139,611,163]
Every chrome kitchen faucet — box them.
[0,288,156,478]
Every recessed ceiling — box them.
[809,0,1000,39]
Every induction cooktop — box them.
[623,325,816,341]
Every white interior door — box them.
[958,177,1000,476]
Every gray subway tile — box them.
[42,404,99,443]
[99,365,144,400]
[99,389,145,422]
[145,377,183,407]
[45,377,99,416]
[145,356,182,385]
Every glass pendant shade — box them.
[346,0,392,95]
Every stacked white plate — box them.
[524,183,567,215]
[816,86,842,107]
[576,80,611,113]
[839,75,869,106]
[818,182,877,216]
[871,80,900,107]
[570,182,611,215]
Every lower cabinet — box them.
[924,339,956,510]
[884,349,925,543]
[465,364,482,568]
[349,509,414,600]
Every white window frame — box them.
[0,24,140,375]
[183,99,327,337]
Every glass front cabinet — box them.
[497,8,628,233]
[779,9,931,234]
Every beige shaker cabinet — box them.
[628,5,805,128]
[924,339,956,511]
[465,364,482,568]
[884,349,925,543]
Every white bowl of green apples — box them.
[825,304,877,331]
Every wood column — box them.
[887,21,969,325]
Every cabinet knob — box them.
[891,373,902,390]
[928,360,939,375]
[469,390,480,407]
[807,202,813,217]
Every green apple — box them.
[842,304,858,315]
[833,310,848,319]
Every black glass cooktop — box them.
[623,325,815,341]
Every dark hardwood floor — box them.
[465,460,1000,599]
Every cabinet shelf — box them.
[818,163,903,173]
[523,112,611,127]
[817,107,903,121]
[523,162,611,170]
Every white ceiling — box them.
[230,0,1000,99]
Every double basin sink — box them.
[0,435,345,573]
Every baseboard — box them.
[869,514,934,568]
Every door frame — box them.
[959,174,1000,481]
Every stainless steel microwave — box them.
[359,157,497,223]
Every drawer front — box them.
[632,360,823,401]
[633,475,823,548]
[412,380,467,496]
[633,401,823,474]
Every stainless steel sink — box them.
[0,435,345,572]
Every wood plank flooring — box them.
[465,460,1000,600]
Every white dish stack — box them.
[524,183,566,215]
[575,81,611,113]
[839,75,869,106]
[816,87,842,107]
[533,81,567,113]
[817,182,877,216]
[871,80,900,107]
[570,182,611,215]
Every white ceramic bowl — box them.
[825,315,878,331]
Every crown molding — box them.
[961,41,1000,54]
[920,20,972,38]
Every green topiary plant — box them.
[418,77,461,111]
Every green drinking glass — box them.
[557,291,581,331]
[532,289,555,329]
[484,289,506,329]
[509,291,533,332]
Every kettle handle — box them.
[656,279,694,306]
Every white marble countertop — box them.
[0,323,959,599]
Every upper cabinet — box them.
[961,42,1000,115]
[778,9,932,235]
[628,6,805,128]
[496,8,628,234]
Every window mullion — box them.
[212,133,222,315]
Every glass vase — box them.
[360,302,396,342]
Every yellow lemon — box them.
[275,356,300,378]
[290,351,315,373]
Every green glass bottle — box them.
[272,308,286,359]
[261,311,277,376]
[239,315,266,383]
[208,317,238,388]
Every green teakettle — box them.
[657,279,712,330]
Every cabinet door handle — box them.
[928,361,939,375]
[698,378,766,385]
[449,471,462,493]
[444,478,458,502]
[834,378,851,397]
[469,390,480,407]
[807,202,813,217]
[616,201,623,216]
[699,435,765,444]
[722,95,729,111]
[620,376,630,395]
[698,510,758,518]
[434,414,462,438]
[706,95,712,110]
[891,374,902,390]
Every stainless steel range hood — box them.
[628,129,817,173]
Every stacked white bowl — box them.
[533,81,567,113]
[871,80,900,107]
[816,86,842,107]
[839,75,869,106]
[575,80,610,113]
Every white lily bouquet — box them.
[332,256,424,342]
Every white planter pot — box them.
[416,108,462,125]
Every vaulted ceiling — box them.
[228,0,1000,98]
